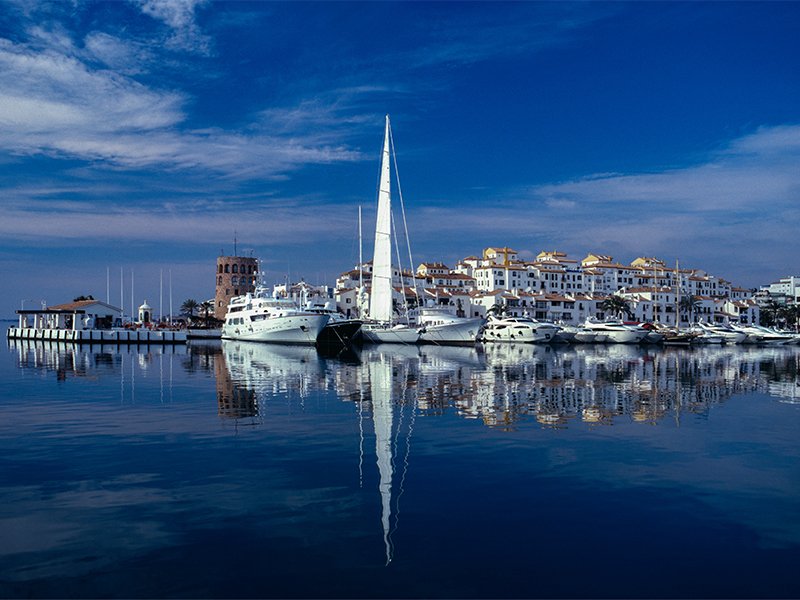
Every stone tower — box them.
[215,255,259,320]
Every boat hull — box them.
[316,319,363,347]
[221,314,329,344]
[419,317,484,345]
[360,323,420,344]
[481,323,557,344]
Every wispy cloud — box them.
[0,28,362,176]
[403,4,615,69]
[131,0,212,55]
[408,124,800,285]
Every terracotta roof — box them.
[49,299,121,312]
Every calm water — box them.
[1,339,799,598]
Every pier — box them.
[8,304,187,344]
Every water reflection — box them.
[3,339,800,595]
[11,339,799,427]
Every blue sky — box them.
[1,1,799,317]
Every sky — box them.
[1,1,799,318]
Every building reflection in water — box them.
[7,338,800,568]
[214,342,800,431]
[10,338,799,426]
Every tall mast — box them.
[369,115,394,323]
[120,267,124,321]
[674,259,680,329]
[131,269,134,323]
[160,269,164,323]
[169,269,173,325]
[106,266,110,304]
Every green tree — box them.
[777,304,798,330]
[679,295,702,324]
[181,299,199,318]
[760,299,782,327]
[600,295,632,320]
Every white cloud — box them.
[131,0,211,54]
[0,33,361,176]
[407,125,800,285]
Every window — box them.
[218,264,223,273]
[232,264,238,273]
[224,264,230,273]
[218,276,222,285]
[231,276,238,285]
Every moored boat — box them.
[582,319,648,344]
[221,287,329,344]
[480,315,558,343]
[416,307,484,345]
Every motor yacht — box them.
[582,319,648,344]
[221,287,330,344]
[480,315,558,344]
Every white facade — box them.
[334,246,760,327]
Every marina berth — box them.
[8,299,187,344]
[221,287,330,345]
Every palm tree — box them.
[679,295,701,324]
[777,303,798,331]
[599,295,632,320]
[487,304,506,318]
[181,299,199,319]
[760,299,782,327]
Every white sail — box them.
[369,115,394,323]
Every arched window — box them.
[232,264,238,274]
[240,264,245,274]
[231,276,238,285]
[218,276,222,285]
[218,264,223,273]
[224,264,230,273]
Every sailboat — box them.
[360,116,421,344]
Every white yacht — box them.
[480,315,558,343]
[688,326,724,344]
[221,287,330,344]
[735,324,796,345]
[359,115,419,345]
[695,322,746,344]
[582,319,648,344]
[416,306,485,345]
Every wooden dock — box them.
[6,327,187,344]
